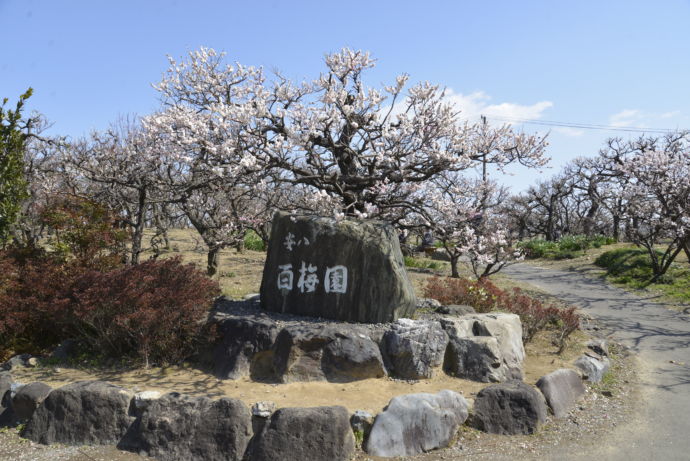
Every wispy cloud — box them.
[553,127,585,137]
[609,109,643,127]
[609,109,684,128]
[446,90,553,121]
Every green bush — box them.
[404,256,441,270]
[594,247,662,286]
[518,239,558,259]
[243,230,266,251]
[520,235,615,260]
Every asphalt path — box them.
[504,263,690,461]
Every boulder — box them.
[536,369,586,418]
[260,212,417,323]
[0,372,12,406]
[120,393,252,461]
[471,381,547,435]
[441,313,525,381]
[322,335,386,382]
[365,390,469,457]
[272,325,385,383]
[382,319,449,379]
[248,406,355,461]
[1,354,31,371]
[574,353,610,382]
[11,382,52,423]
[438,304,476,316]
[272,325,338,382]
[587,338,609,357]
[443,336,503,382]
[0,372,13,425]
[213,316,278,380]
[416,298,442,311]
[22,381,134,445]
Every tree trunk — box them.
[130,187,147,265]
[450,255,460,278]
[682,237,690,264]
[612,214,621,242]
[207,247,220,277]
[583,202,600,237]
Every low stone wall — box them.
[0,360,599,460]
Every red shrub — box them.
[423,276,581,351]
[552,306,581,353]
[0,250,76,359]
[498,288,553,342]
[71,257,220,367]
[423,276,504,313]
[39,196,128,271]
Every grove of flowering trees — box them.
[5,47,551,277]
[14,47,690,282]
[510,131,690,280]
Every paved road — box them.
[504,263,690,461]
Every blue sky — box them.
[2,0,689,190]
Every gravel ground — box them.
[0,431,152,461]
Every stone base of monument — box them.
[209,297,525,384]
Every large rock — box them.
[443,336,503,382]
[213,316,278,380]
[536,369,586,418]
[1,354,32,371]
[441,313,525,381]
[365,390,469,457]
[120,393,252,461]
[587,338,609,357]
[248,406,355,461]
[260,212,417,323]
[322,335,386,382]
[0,372,13,425]
[0,372,12,406]
[11,382,52,423]
[382,319,449,379]
[272,325,339,382]
[272,325,385,383]
[471,381,547,435]
[574,352,611,383]
[438,304,476,316]
[22,381,134,445]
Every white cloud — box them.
[445,90,553,122]
[553,127,585,137]
[609,109,643,127]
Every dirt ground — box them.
[9,326,584,417]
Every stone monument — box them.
[260,212,417,323]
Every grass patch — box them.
[520,235,616,260]
[404,256,442,271]
[243,230,266,251]
[594,247,690,304]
